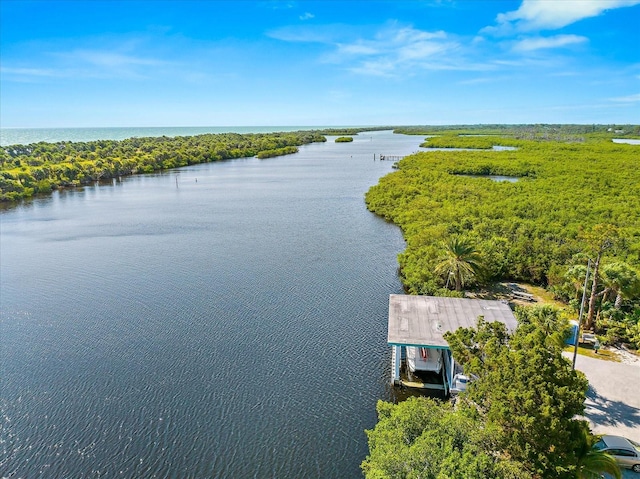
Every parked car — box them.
[592,435,640,472]
[452,373,470,392]
[451,373,478,393]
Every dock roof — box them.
[388,294,518,348]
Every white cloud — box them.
[48,49,171,80]
[271,22,473,76]
[457,77,497,85]
[345,27,463,75]
[259,1,296,10]
[299,12,314,20]
[550,71,580,77]
[60,50,166,68]
[336,43,380,56]
[1,67,58,77]
[349,59,399,77]
[2,44,173,83]
[267,24,345,43]
[325,89,352,102]
[609,93,640,102]
[512,34,588,52]
[486,0,640,33]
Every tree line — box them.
[395,123,640,138]
[0,130,330,201]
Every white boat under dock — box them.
[387,295,518,395]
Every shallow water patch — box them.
[456,174,520,182]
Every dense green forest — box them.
[0,130,332,201]
[366,131,640,347]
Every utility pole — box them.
[572,259,591,370]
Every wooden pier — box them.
[375,154,405,161]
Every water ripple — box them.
[0,130,416,478]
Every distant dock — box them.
[375,154,405,161]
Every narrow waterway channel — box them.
[0,131,423,478]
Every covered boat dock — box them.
[388,295,518,395]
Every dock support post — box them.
[391,345,401,385]
[442,365,448,396]
[449,351,455,391]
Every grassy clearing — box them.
[564,344,620,362]
[467,282,568,309]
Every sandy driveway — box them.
[566,352,640,477]
[570,352,640,442]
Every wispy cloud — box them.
[267,24,346,43]
[609,93,640,103]
[335,26,466,76]
[550,71,581,77]
[259,1,296,10]
[457,76,498,85]
[325,89,351,102]
[1,67,59,77]
[61,50,166,68]
[299,12,314,20]
[511,34,588,52]
[485,0,640,34]
[270,22,484,76]
[336,43,379,56]
[3,38,176,82]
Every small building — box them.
[387,294,518,395]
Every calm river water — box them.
[0,131,423,478]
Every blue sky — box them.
[1,0,639,127]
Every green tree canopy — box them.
[444,308,590,477]
[365,137,640,293]
[362,397,530,479]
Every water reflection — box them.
[456,174,520,182]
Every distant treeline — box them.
[256,145,299,159]
[420,135,521,149]
[395,124,640,138]
[318,127,393,135]
[4,125,637,203]
[0,130,333,201]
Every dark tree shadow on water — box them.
[585,384,640,429]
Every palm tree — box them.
[601,262,640,309]
[518,305,567,350]
[564,264,589,300]
[576,447,621,479]
[572,426,621,479]
[434,237,485,291]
